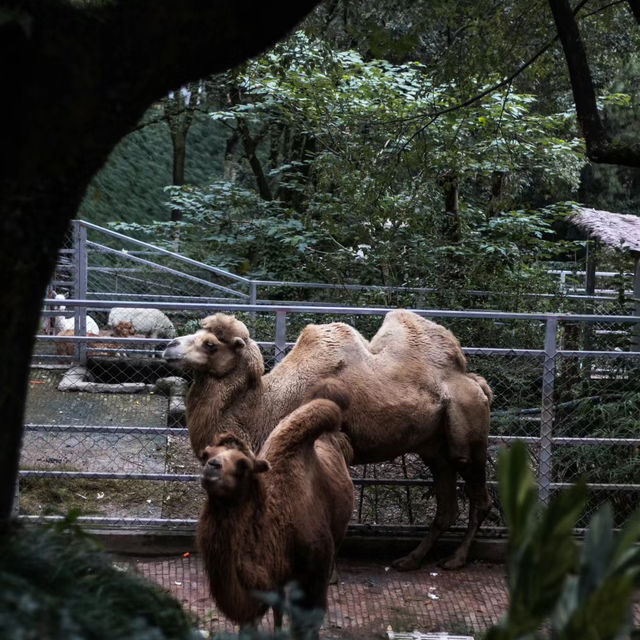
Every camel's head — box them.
[162,314,262,380]
[200,432,270,500]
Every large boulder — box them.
[108,307,176,339]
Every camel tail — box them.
[468,373,493,405]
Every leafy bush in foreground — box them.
[0,516,200,640]
[486,442,640,640]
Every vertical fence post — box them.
[248,281,258,337]
[539,316,557,504]
[74,221,89,365]
[274,311,287,365]
[11,479,19,518]
[631,256,640,352]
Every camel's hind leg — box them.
[440,449,492,570]
[391,456,458,572]
[437,375,492,569]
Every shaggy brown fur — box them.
[56,321,137,357]
[197,397,354,634]
[165,309,493,570]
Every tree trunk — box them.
[549,0,640,166]
[487,170,507,219]
[0,0,322,524]
[237,118,273,201]
[1,186,86,526]
[440,171,461,243]
[170,127,187,222]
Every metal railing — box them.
[24,296,640,536]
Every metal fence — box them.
[22,220,640,539]
[24,290,640,539]
[45,220,637,314]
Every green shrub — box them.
[486,442,640,640]
[0,517,200,640]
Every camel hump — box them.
[295,322,369,354]
[370,309,467,372]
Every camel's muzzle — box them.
[162,338,188,362]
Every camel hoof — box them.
[391,554,421,572]
[439,555,466,570]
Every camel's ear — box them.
[232,337,245,350]
[253,459,270,474]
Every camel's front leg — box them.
[392,459,457,571]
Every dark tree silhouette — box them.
[549,0,640,167]
[0,0,321,523]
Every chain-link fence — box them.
[22,221,640,540]
[24,304,640,538]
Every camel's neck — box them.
[198,484,270,622]
[186,373,268,453]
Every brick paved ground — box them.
[129,554,509,638]
[127,553,640,639]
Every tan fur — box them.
[197,398,353,631]
[165,309,493,570]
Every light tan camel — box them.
[163,309,492,571]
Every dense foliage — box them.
[77,1,640,313]
[0,519,199,640]
[485,441,640,640]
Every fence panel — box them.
[24,297,640,539]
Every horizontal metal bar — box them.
[251,279,625,301]
[488,436,541,443]
[38,335,168,344]
[18,467,640,493]
[87,241,248,299]
[550,482,640,491]
[18,514,507,534]
[19,514,197,527]
[24,424,187,435]
[558,350,640,358]
[488,435,640,446]
[88,292,241,304]
[23,424,640,447]
[551,437,640,446]
[79,220,252,284]
[42,298,640,323]
[19,470,199,481]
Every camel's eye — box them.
[235,458,249,475]
[204,341,218,352]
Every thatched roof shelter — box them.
[570,208,640,254]
[570,207,640,350]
